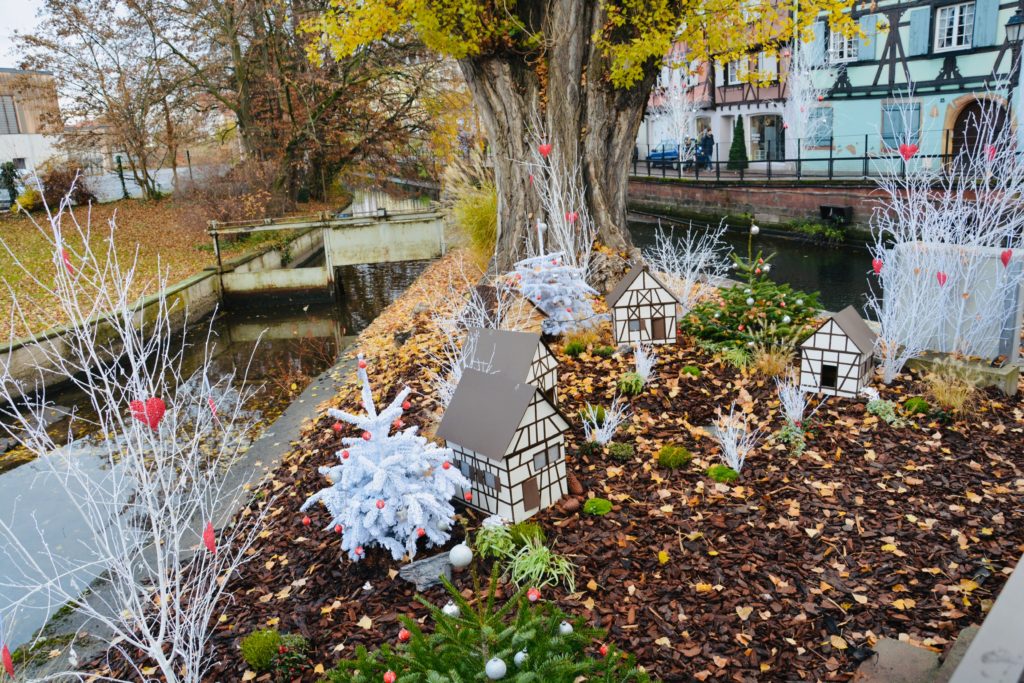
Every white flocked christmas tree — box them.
[510,249,601,336]
[301,355,470,562]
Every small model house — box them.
[607,265,680,345]
[799,305,877,398]
[436,368,570,523]
[464,328,559,404]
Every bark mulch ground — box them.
[102,252,1024,681]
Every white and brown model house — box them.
[607,265,680,345]
[464,328,559,404]
[436,368,570,522]
[799,305,877,398]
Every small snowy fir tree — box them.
[301,355,470,562]
[510,251,600,335]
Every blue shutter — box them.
[858,14,877,60]
[808,21,826,65]
[973,0,998,46]
[907,7,932,56]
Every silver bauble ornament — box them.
[485,657,507,679]
[442,600,460,618]
[449,543,473,569]
[514,650,528,667]
[559,620,574,635]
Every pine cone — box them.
[566,470,585,496]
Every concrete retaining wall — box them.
[629,177,882,231]
[325,215,445,266]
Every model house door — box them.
[651,317,666,340]
[522,477,540,512]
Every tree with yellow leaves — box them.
[305,0,858,273]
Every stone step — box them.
[852,627,980,683]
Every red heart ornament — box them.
[61,249,75,275]
[936,271,947,286]
[898,143,919,161]
[203,521,216,554]
[129,397,166,430]
[538,143,552,158]
[872,258,883,275]
[1001,249,1012,268]
[565,211,578,223]
[2,643,13,677]
[987,144,997,162]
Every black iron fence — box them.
[631,134,956,182]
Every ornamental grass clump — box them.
[924,361,978,416]
[594,345,616,358]
[509,538,577,592]
[606,441,635,461]
[617,372,645,395]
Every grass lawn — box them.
[0,198,333,340]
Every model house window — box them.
[628,319,641,332]
[12,158,26,171]
[881,103,921,147]
[821,364,839,389]
[546,444,560,464]
[828,31,857,63]
[726,59,747,85]
[533,450,548,471]
[935,2,975,51]
[0,96,19,135]
[483,471,498,490]
[807,107,833,146]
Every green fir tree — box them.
[727,117,749,171]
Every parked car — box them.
[647,140,681,169]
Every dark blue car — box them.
[647,141,681,169]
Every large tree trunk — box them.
[458,0,656,276]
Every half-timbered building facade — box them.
[436,369,570,522]
[799,305,876,398]
[464,328,559,404]
[607,265,680,345]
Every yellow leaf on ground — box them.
[658,550,670,564]
[892,598,916,610]
[830,635,848,650]
[695,582,714,593]
[654,637,672,647]
[242,671,257,681]
[853,594,868,604]
[736,605,753,621]
[358,615,373,629]
[313,664,325,674]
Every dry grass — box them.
[924,361,979,415]
[0,197,334,340]
[751,344,793,378]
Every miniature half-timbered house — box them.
[607,265,680,345]
[436,368,570,523]
[464,328,559,405]
[799,305,876,398]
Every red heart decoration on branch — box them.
[538,143,552,158]
[2,644,13,677]
[935,271,947,287]
[129,397,166,430]
[203,521,216,554]
[872,258,883,275]
[1001,249,1013,268]
[565,211,578,223]
[60,249,75,275]
[987,145,998,162]
[898,143,918,161]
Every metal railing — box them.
[631,133,959,182]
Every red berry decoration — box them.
[362,431,371,441]
[342,449,350,459]
[358,359,367,369]
[376,499,386,509]
[398,628,411,642]
[279,645,288,654]
[302,515,311,526]
[332,421,342,433]
[383,671,397,683]
[393,418,403,429]
[355,546,364,555]
[442,461,451,470]
[527,587,541,602]
[402,400,411,410]
[464,491,473,501]
[416,527,426,537]
[599,644,609,657]
[335,524,343,533]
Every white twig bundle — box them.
[643,221,731,314]
[774,371,823,426]
[712,403,763,473]
[0,189,269,682]
[581,396,630,445]
[633,343,657,382]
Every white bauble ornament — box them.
[514,650,528,667]
[485,657,507,679]
[782,315,791,323]
[442,600,461,618]
[713,312,720,319]
[559,620,574,635]
[437,519,451,532]
[744,288,751,294]
[449,543,473,569]
[796,298,804,306]
[746,297,754,306]
[750,225,760,235]
[763,264,772,272]
[747,341,755,347]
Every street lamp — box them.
[1005,9,1024,107]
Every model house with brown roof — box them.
[799,305,876,398]
[464,328,559,405]
[436,368,570,522]
[607,265,680,345]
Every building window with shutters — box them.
[807,107,833,147]
[935,2,975,51]
[726,59,746,85]
[881,103,921,148]
[0,96,19,135]
[828,31,857,63]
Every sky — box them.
[0,0,42,69]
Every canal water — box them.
[0,191,432,647]
[628,217,874,313]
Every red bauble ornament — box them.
[538,143,552,158]
[898,143,919,161]
[738,324,745,331]
[402,400,411,410]
[464,491,473,501]
[527,587,541,602]
[302,515,311,526]
[566,307,572,313]
[872,258,883,275]
[129,397,166,431]
[358,359,367,369]
[335,524,343,533]
[442,461,451,470]
[376,499,385,509]
[1001,249,1013,268]
[383,671,397,683]
[817,95,824,101]
[416,527,426,537]
[362,431,371,441]
[393,418,403,429]
[355,546,365,555]
[936,271,948,287]
[398,628,411,642]
[755,268,762,275]
[599,644,609,657]
[342,450,350,459]
[279,645,288,654]
[987,144,998,162]
[203,521,216,554]
[332,422,343,432]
